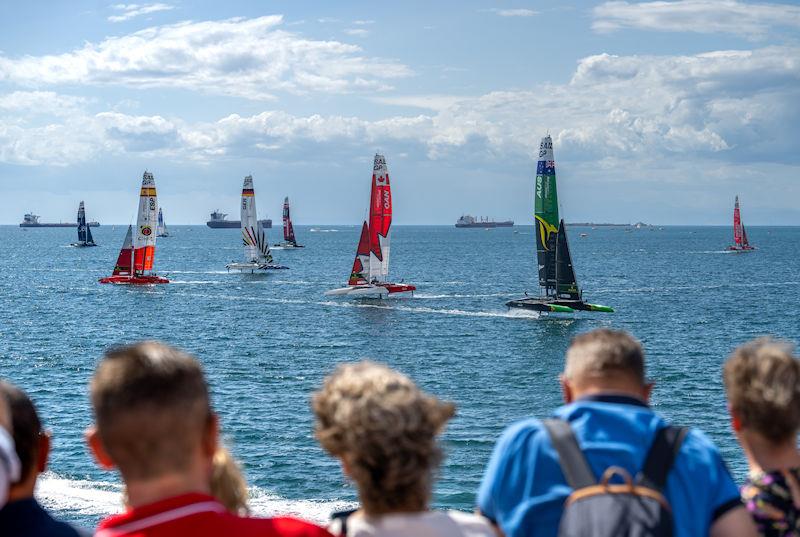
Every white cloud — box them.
[495,8,538,17]
[593,0,800,39]
[108,3,174,23]
[0,16,412,100]
[352,20,375,25]
[1,46,798,172]
[344,28,370,37]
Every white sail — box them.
[135,171,158,274]
[240,175,272,264]
[368,154,392,282]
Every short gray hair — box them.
[564,329,645,384]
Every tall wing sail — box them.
[368,154,391,281]
[349,221,371,285]
[134,172,158,273]
[742,224,750,247]
[733,196,743,246]
[112,225,134,276]
[283,197,296,245]
[534,135,559,293]
[157,208,165,235]
[241,175,273,264]
[555,219,581,299]
[86,219,94,244]
[77,201,87,243]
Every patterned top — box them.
[742,467,800,537]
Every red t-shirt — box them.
[95,493,333,537]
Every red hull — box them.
[99,275,170,285]
[727,246,755,251]
[383,283,416,294]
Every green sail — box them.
[534,135,560,292]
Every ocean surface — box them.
[1,223,798,530]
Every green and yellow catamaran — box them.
[506,135,613,314]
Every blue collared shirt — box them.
[477,395,741,537]
[0,497,88,537]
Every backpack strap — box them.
[638,426,689,491]
[543,418,596,489]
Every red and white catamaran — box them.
[326,154,415,298]
[727,195,755,252]
[274,197,303,248]
[99,172,169,284]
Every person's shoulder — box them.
[497,416,547,444]
[443,510,497,536]
[676,427,724,462]
[232,515,333,537]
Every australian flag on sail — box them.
[537,160,556,175]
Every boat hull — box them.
[99,275,169,285]
[226,262,289,272]
[325,282,416,297]
[727,246,755,252]
[273,242,304,248]
[506,297,614,313]
[208,219,272,229]
[70,242,98,247]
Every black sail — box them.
[555,219,581,300]
[77,202,87,243]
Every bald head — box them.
[563,329,647,396]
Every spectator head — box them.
[86,342,218,488]
[0,381,50,500]
[561,329,652,403]
[724,338,800,445]
[312,361,455,515]
[211,446,249,515]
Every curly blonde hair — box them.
[724,338,800,443]
[312,361,455,515]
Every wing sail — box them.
[349,221,371,285]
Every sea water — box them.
[1,224,798,529]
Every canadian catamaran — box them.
[326,154,415,298]
[727,195,755,252]
[274,197,303,248]
[71,201,97,247]
[226,175,288,272]
[157,208,169,237]
[506,135,612,313]
[99,172,169,284]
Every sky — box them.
[0,0,798,225]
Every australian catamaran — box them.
[71,201,97,247]
[274,197,303,248]
[506,135,612,313]
[99,171,169,284]
[727,196,755,252]
[226,175,288,272]
[157,208,169,237]
[326,154,415,298]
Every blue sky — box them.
[1,0,798,224]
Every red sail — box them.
[112,226,135,276]
[348,221,371,285]
[369,157,392,260]
[733,196,743,245]
[283,197,296,243]
[742,225,750,248]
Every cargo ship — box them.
[20,213,99,228]
[206,210,271,229]
[455,215,513,228]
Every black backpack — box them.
[543,418,688,537]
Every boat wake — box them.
[413,292,511,299]
[36,472,355,526]
[318,300,540,319]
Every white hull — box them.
[273,242,303,249]
[325,285,390,298]
[226,262,288,272]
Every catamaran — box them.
[99,171,169,284]
[727,196,755,252]
[70,201,97,247]
[274,197,303,248]
[157,208,169,237]
[506,135,612,313]
[226,175,288,272]
[325,154,415,298]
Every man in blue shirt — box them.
[0,381,89,537]
[477,329,756,537]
